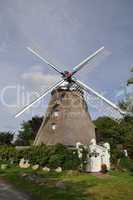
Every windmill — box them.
[15,46,126,146]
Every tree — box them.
[15,116,43,146]
[94,116,133,159]
[119,116,133,158]
[0,132,14,145]
[119,68,133,113]
[28,116,43,138]
[94,117,124,148]
[119,98,133,113]
[127,67,133,85]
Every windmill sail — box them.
[15,45,126,146]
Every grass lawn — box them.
[0,167,133,200]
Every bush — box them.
[119,157,133,172]
[48,154,65,168]
[0,144,81,170]
[0,146,16,163]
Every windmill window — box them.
[51,123,56,130]
[60,93,65,102]
[53,111,59,117]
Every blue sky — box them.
[0,0,133,133]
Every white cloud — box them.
[21,65,61,90]
[22,71,60,85]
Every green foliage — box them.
[119,67,133,112]
[119,98,133,113]
[15,116,43,146]
[127,67,133,85]
[0,146,16,163]
[111,148,125,164]
[127,77,133,85]
[48,154,65,168]
[119,100,130,111]
[94,117,123,147]
[0,132,14,145]
[16,121,33,146]
[94,116,133,160]
[119,157,133,171]
[0,144,81,170]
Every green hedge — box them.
[119,157,133,172]
[0,144,81,170]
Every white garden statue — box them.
[76,139,110,173]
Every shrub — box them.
[0,146,16,163]
[119,157,133,172]
[0,144,81,170]
[48,154,65,168]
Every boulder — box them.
[56,181,66,189]
[55,167,62,173]
[19,158,30,169]
[32,164,39,170]
[1,164,8,170]
[42,167,50,172]
[20,173,28,178]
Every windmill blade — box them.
[72,46,104,76]
[15,79,65,118]
[27,47,63,75]
[83,90,124,121]
[74,79,127,115]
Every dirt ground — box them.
[0,178,32,200]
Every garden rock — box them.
[55,167,62,173]
[32,164,39,170]
[19,158,30,169]
[42,167,50,172]
[56,181,66,189]
[1,164,8,170]
[21,173,28,178]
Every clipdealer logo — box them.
[0,85,42,108]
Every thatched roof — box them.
[34,87,95,146]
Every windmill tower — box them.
[15,46,126,146]
[34,82,95,146]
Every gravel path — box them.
[0,179,32,200]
